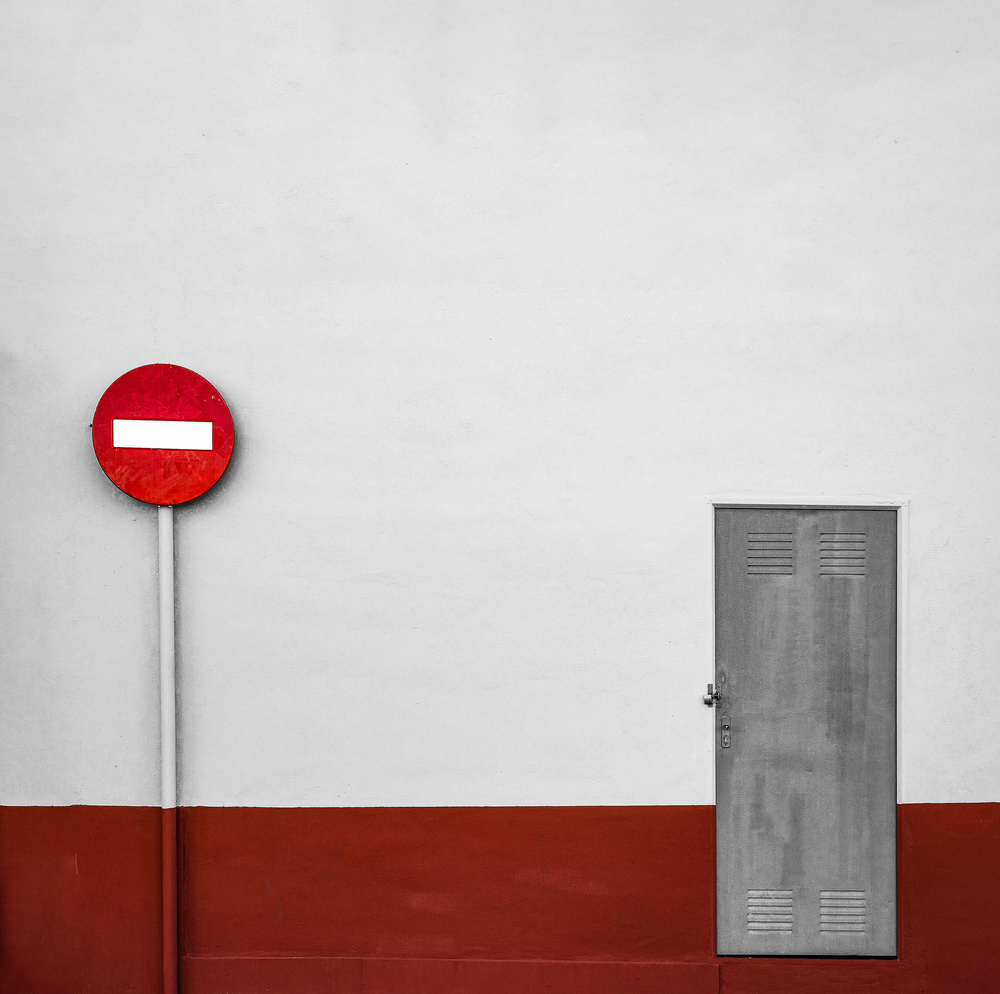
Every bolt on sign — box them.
[92,364,235,505]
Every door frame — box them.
[706,495,909,810]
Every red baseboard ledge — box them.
[182,956,720,994]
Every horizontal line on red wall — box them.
[182,954,716,963]
[183,954,721,994]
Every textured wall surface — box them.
[3,4,999,812]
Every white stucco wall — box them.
[2,0,999,807]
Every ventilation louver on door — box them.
[820,533,866,576]
[820,890,866,933]
[747,533,794,575]
[747,890,793,932]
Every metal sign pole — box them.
[159,505,178,994]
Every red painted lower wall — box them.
[1,803,998,992]
[0,805,161,993]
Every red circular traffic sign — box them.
[92,364,235,505]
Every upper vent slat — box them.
[747,533,794,575]
[820,533,866,576]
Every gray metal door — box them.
[715,507,896,956]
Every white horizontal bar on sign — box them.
[113,419,213,450]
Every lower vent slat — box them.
[748,889,794,934]
[820,890,866,934]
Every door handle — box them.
[703,683,721,707]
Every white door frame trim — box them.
[707,495,910,804]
